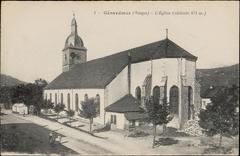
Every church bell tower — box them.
[62,14,87,72]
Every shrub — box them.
[93,124,111,133]
[54,103,65,119]
[156,137,178,146]
[128,130,149,137]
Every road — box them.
[1,111,163,155]
[1,111,113,155]
[2,110,238,155]
[0,110,199,155]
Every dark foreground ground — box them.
[0,112,77,155]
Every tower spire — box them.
[71,13,77,35]
[63,16,87,72]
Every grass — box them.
[0,123,77,154]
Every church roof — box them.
[45,38,197,90]
[125,112,148,121]
[105,94,143,113]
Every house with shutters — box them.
[44,15,201,130]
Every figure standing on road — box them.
[49,131,53,144]
[58,135,62,143]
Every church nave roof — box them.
[45,38,197,90]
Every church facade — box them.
[44,16,201,130]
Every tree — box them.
[0,86,14,109]
[54,103,65,120]
[0,78,48,111]
[145,96,170,148]
[34,78,48,87]
[199,86,239,148]
[67,109,75,126]
[40,99,54,110]
[80,98,97,133]
[10,79,48,110]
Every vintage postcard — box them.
[1,1,239,155]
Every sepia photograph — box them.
[1,1,239,155]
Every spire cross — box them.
[73,12,75,18]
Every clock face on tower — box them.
[70,52,81,60]
[70,52,76,59]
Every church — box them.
[44,16,201,130]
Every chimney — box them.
[128,52,131,94]
[166,28,168,39]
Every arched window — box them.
[84,94,88,101]
[61,93,63,104]
[75,94,79,111]
[45,93,48,100]
[55,93,57,105]
[188,86,193,120]
[153,86,160,104]
[50,93,52,102]
[67,93,70,110]
[135,86,141,102]
[95,94,100,116]
[169,86,179,115]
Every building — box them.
[44,16,201,129]
[12,103,28,115]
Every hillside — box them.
[196,64,239,95]
[0,74,27,87]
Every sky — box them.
[1,1,239,83]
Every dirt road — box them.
[1,112,112,155]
